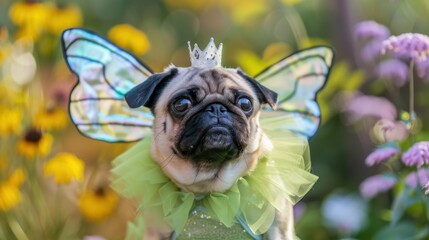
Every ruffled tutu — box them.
[111,129,317,239]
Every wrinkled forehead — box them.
[166,67,255,97]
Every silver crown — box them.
[188,38,223,68]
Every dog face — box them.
[125,66,277,193]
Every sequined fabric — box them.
[175,209,255,240]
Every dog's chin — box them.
[195,126,240,166]
[177,126,241,169]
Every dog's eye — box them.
[173,98,192,112]
[237,97,252,113]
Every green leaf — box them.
[374,221,418,240]
[414,189,429,221]
[391,186,419,225]
[414,227,429,240]
[369,79,387,95]
[343,70,365,91]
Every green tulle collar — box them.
[112,130,318,238]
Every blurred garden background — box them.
[1,0,429,239]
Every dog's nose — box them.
[205,103,227,117]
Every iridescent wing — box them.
[257,46,334,138]
[62,28,154,142]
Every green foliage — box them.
[374,222,429,240]
[318,61,365,123]
[390,186,419,225]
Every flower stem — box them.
[281,3,308,46]
[409,59,415,143]
[6,215,29,240]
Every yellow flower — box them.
[9,0,50,41]
[34,107,68,131]
[79,187,118,222]
[47,4,82,35]
[16,129,53,159]
[44,153,84,184]
[235,50,265,76]
[0,169,25,211]
[0,106,23,136]
[15,26,42,42]
[108,24,150,55]
[221,0,268,24]
[0,183,21,211]
[6,168,26,187]
[235,42,290,76]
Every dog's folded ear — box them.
[125,68,178,109]
[237,70,278,109]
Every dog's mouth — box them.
[198,125,240,162]
[176,124,242,167]
[201,126,233,149]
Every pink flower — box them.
[405,167,429,188]
[376,59,409,87]
[381,33,429,63]
[402,142,429,167]
[360,174,397,199]
[371,119,408,143]
[342,94,397,124]
[365,147,401,167]
[354,21,390,40]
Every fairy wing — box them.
[257,46,334,138]
[62,28,154,142]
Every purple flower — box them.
[361,38,385,62]
[359,174,397,199]
[405,167,429,188]
[416,59,429,80]
[402,142,429,167]
[371,119,408,143]
[381,33,429,63]
[354,21,390,40]
[365,146,401,166]
[342,94,397,124]
[376,59,409,86]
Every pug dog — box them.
[124,66,295,240]
[63,28,330,239]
